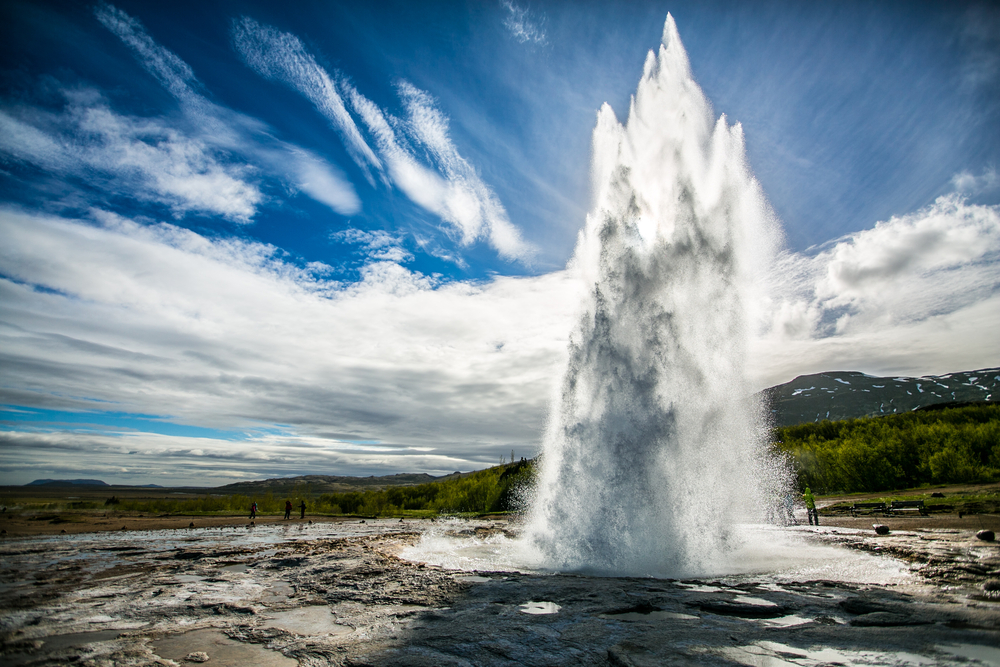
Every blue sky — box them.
[1,1,998,485]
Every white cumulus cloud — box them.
[951,167,1000,196]
[754,195,1000,386]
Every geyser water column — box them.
[522,15,785,577]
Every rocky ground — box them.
[1,518,998,666]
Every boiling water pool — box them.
[399,522,913,586]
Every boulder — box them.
[692,599,792,618]
[873,524,890,535]
[976,529,995,542]
[849,611,931,627]
[840,597,888,615]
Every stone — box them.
[693,599,792,618]
[184,651,210,662]
[975,530,995,542]
[873,525,889,535]
[839,597,888,615]
[849,612,930,627]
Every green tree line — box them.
[773,403,1000,494]
[109,460,536,517]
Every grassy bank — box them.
[1,459,537,519]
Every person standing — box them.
[783,493,796,525]
[804,487,818,525]
[249,501,257,520]
[299,500,306,519]
[284,500,292,520]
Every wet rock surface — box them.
[0,521,997,666]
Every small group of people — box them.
[248,499,307,520]
[284,499,306,520]
[766,487,819,525]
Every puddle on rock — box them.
[4,630,123,667]
[760,614,814,627]
[600,610,699,622]
[43,630,121,652]
[735,596,779,607]
[718,640,940,667]
[454,575,491,583]
[519,601,560,615]
[677,584,726,593]
[260,582,293,602]
[937,643,1000,666]
[263,606,353,636]
[219,563,248,573]
[152,628,296,667]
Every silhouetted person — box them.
[249,502,257,520]
[804,487,818,525]
[284,500,292,520]
[784,493,796,525]
[299,500,306,519]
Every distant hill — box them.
[761,367,999,428]
[214,471,467,495]
[26,478,109,486]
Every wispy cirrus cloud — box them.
[232,17,534,262]
[95,2,199,101]
[231,16,384,184]
[87,3,361,217]
[501,0,547,45]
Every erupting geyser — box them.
[522,15,787,577]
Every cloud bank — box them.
[754,195,1000,384]
[0,207,571,484]
[2,195,998,484]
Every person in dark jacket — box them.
[284,500,292,520]
[299,500,306,519]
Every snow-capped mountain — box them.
[761,368,999,428]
